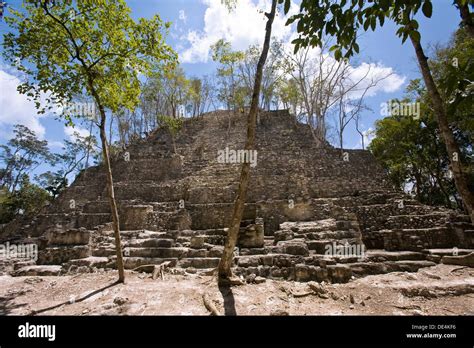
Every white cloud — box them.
[48,140,65,149]
[64,125,89,140]
[180,0,405,98]
[281,45,406,101]
[179,9,187,23]
[0,69,47,138]
[180,0,297,63]
[344,62,406,99]
[353,127,376,149]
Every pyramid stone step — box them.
[276,240,309,256]
[92,247,116,257]
[280,219,338,233]
[382,227,458,251]
[178,257,220,269]
[38,245,90,265]
[387,213,451,229]
[349,260,436,276]
[441,252,474,267]
[12,265,62,277]
[365,250,426,261]
[125,238,175,248]
[125,247,188,258]
[45,229,91,246]
[423,248,474,257]
[65,256,109,268]
[118,257,178,269]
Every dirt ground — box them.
[0,264,473,316]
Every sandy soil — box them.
[0,264,473,316]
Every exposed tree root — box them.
[202,293,220,316]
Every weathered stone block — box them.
[327,264,352,283]
[238,222,264,248]
[46,228,90,246]
[179,257,220,269]
[441,252,474,267]
[277,240,309,256]
[190,236,205,249]
[274,230,293,242]
[237,255,261,267]
[208,246,224,257]
[187,249,207,258]
[120,205,153,230]
[38,245,90,265]
[127,238,175,248]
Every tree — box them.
[211,39,245,111]
[0,175,51,225]
[0,125,54,192]
[218,0,283,282]
[3,0,176,282]
[455,0,474,38]
[160,66,191,118]
[36,131,99,197]
[369,79,464,209]
[238,41,285,110]
[334,68,394,152]
[282,43,347,142]
[287,0,474,221]
[281,43,391,145]
[277,77,301,119]
[158,115,183,154]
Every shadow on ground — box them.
[218,283,236,316]
[30,280,120,315]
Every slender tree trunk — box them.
[87,77,125,282]
[98,109,125,283]
[456,0,474,38]
[410,34,474,222]
[218,0,278,280]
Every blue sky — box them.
[0,0,463,155]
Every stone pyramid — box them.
[1,110,473,282]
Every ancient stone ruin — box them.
[1,110,473,283]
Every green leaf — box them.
[363,19,370,31]
[353,42,360,54]
[370,16,376,31]
[422,1,433,18]
[284,0,291,14]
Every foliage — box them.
[0,125,54,192]
[286,0,436,59]
[370,71,473,208]
[36,131,99,197]
[158,115,184,136]
[211,39,245,110]
[3,0,177,123]
[0,176,50,224]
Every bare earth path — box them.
[0,264,473,316]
